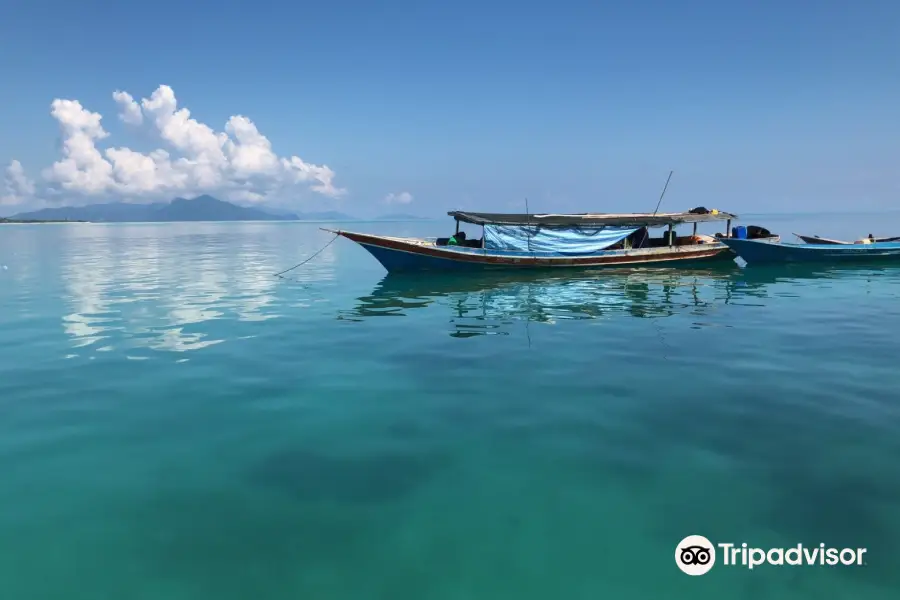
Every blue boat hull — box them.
[721,238,900,265]
[331,229,736,273]
[361,242,500,272]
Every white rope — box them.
[273,232,340,279]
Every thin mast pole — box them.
[653,170,674,216]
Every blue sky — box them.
[1,0,897,217]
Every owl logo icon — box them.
[676,535,716,575]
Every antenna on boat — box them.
[652,170,674,216]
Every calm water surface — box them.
[1,215,900,599]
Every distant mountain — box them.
[376,213,429,220]
[293,211,356,221]
[262,207,302,219]
[8,195,353,223]
[256,206,356,220]
[10,202,155,222]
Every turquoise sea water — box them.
[2,214,900,599]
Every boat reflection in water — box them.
[339,263,900,337]
[340,267,735,337]
[727,262,900,297]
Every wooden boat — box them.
[323,209,775,273]
[721,237,900,265]
[794,233,900,245]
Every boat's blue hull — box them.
[722,238,900,265]
[361,242,500,271]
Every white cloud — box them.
[1,160,36,205]
[43,99,115,195]
[384,191,413,204]
[112,91,143,125]
[10,84,345,206]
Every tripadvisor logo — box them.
[676,535,716,576]
[675,535,868,576]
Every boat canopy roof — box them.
[447,210,738,227]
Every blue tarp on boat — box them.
[483,224,638,255]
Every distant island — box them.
[3,195,358,223]
[375,213,430,220]
[1,217,88,224]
